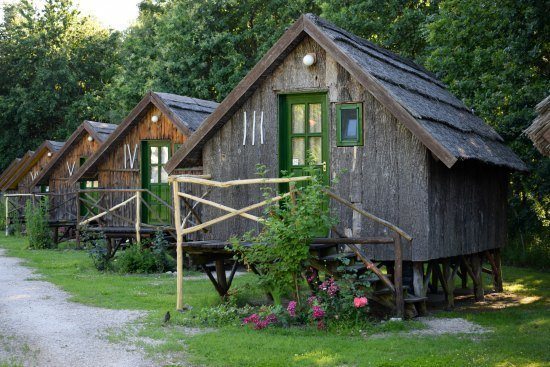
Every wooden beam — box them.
[393,234,404,318]
[172,180,184,311]
[79,195,136,226]
[135,191,141,244]
[173,175,312,187]
[181,192,291,235]
[322,189,412,241]
[178,191,261,222]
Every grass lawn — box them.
[0,235,549,367]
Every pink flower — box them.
[307,295,318,306]
[354,297,368,308]
[319,278,339,297]
[312,305,325,319]
[287,301,297,317]
[243,313,260,324]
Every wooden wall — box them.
[18,151,54,193]
[427,159,508,259]
[48,133,101,222]
[192,36,431,261]
[94,104,187,227]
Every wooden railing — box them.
[4,193,46,236]
[76,188,176,243]
[169,174,413,317]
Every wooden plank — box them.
[393,234,404,318]
[311,237,394,244]
[172,180,184,311]
[173,175,312,187]
[178,191,261,222]
[79,195,136,225]
[135,191,141,244]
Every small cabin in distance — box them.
[2,140,64,195]
[68,92,218,238]
[29,121,117,235]
[166,14,527,311]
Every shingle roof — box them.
[31,120,118,186]
[87,121,118,143]
[153,92,219,132]
[165,13,526,173]
[68,91,217,184]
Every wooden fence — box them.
[169,174,413,318]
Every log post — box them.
[412,261,427,315]
[393,233,404,319]
[5,196,9,236]
[441,259,455,310]
[486,249,503,292]
[470,253,484,301]
[171,179,184,311]
[75,192,81,246]
[215,259,228,295]
[135,190,141,244]
[429,260,439,293]
[460,262,468,289]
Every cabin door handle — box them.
[322,161,327,172]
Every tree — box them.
[0,0,120,169]
[425,0,550,266]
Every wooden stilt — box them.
[460,262,468,289]
[75,193,81,247]
[441,259,455,310]
[393,234,404,319]
[215,259,228,294]
[470,253,484,301]
[486,249,503,292]
[5,196,9,236]
[412,261,427,315]
[429,260,439,293]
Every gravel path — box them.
[0,249,155,367]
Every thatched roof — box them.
[68,91,217,184]
[31,120,117,186]
[166,13,526,173]
[525,96,550,156]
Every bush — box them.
[0,197,5,231]
[25,198,53,249]
[116,230,175,274]
[82,228,113,271]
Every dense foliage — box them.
[24,198,53,249]
[0,0,548,267]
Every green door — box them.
[279,93,329,185]
[141,140,171,225]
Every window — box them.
[336,103,363,146]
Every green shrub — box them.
[232,164,337,304]
[82,228,113,271]
[116,230,175,274]
[25,198,53,249]
[0,197,5,231]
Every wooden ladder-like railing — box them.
[169,174,413,318]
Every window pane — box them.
[160,167,168,183]
[93,181,99,188]
[161,146,169,164]
[150,166,159,183]
[85,181,92,188]
[341,108,359,141]
[150,147,159,164]
[292,104,305,133]
[309,137,322,165]
[291,137,305,166]
[309,103,322,133]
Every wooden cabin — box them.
[68,92,218,237]
[0,158,23,193]
[1,141,64,195]
[29,121,117,236]
[165,14,527,311]
[525,95,550,156]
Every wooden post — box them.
[429,260,439,293]
[441,259,455,310]
[460,262,468,289]
[171,179,184,311]
[486,249,503,292]
[470,253,484,301]
[75,192,81,246]
[412,261,427,315]
[5,196,9,236]
[135,190,141,244]
[215,259,228,295]
[393,233,404,319]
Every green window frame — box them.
[336,103,363,146]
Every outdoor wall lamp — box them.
[303,53,316,67]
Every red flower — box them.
[312,305,325,319]
[353,297,368,308]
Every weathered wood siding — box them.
[193,36,431,261]
[19,152,54,193]
[95,105,187,227]
[427,159,508,259]
[49,134,101,222]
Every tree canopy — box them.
[0,0,548,265]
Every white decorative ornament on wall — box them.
[124,144,138,169]
[30,170,39,180]
[242,110,265,146]
[66,161,76,176]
